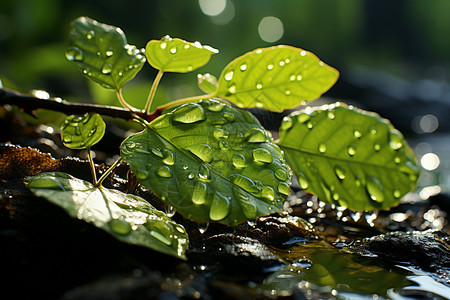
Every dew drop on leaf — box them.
[348,145,356,156]
[374,143,381,152]
[366,175,385,202]
[230,174,260,194]
[289,74,296,81]
[262,186,275,200]
[151,147,163,158]
[26,177,67,191]
[252,148,273,164]
[228,84,237,94]
[256,83,263,89]
[156,165,172,178]
[297,113,311,123]
[224,71,234,81]
[354,130,362,139]
[162,149,175,165]
[101,63,113,74]
[297,75,303,81]
[334,165,346,180]
[65,47,84,61]
[275,169,288,181]
[192,181,208,205]
[318,143,327,153]
[297,173,309,189]
[245,128,267,143]
[136,170,149,180]
[198,223,209,234]
[285,89,291,96]
[205,101,225,112]
[86,30,95,39]
[267,64,274,70]
[213,128,228,139]
[281,117,293,131]
[165,205,176,217]
[187,143,213,163]
[389,130,403,150]
[278,182,291,195]
[239,64,247,71]
[232,153,247,169]
[173,103,206,124]
[209,192,231,221]
[198,164,211,182]
[170,47,177,54]
[105,49,114,57]
[109,219,132,235]
[222,112,236,122]
[393,189,402,198]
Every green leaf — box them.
[197,73,218,94]
[215,46,339,112]
[277,103,419,211]
[120,99,292,225]
[60,112,105,149]
[66,16,146,90]
[145,35,218,73]
[25,172,189,259]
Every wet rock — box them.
[349,230,450,271]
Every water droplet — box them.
[297,113,311,123]
[160,42,167,49]
[374,143,381,152]
[109,219,131,235]
[389,129,403,150]
[297,172,309,189]
[348,145,356,156]
[327,111,335,119]
[393,189,402,198]
[146,217,173,245]
[332,192,340,201]
[366,176,384,202]
[198,164,211,182]
[285,89,291,96]
[256,83,263,89]
[62,135,73,143]
[353,130,362,138]
[224,71,234,81]
[162,149,175,165]
[245,128,267,143]
[75,126,82,135]
[297,75,303,81]
[262,186,275,200]
[318,143,327,153]
[223,111,236,123]
[394,156,401,164]
[165,205,176,217]
[240,64,247,71]
[279,60,285,67]
[187,173,195,179]
[192,181,208,205]
[335,165,346,180]
[101,63,113,74]
[370,128,377,135]
[86,30,95,39]
[267,64,274,70]
[184,44,190,49]
[300,50,306,56]
[252,148,273,164]
[281,117,293,131]
[65,47,84,61]
[105,49,114,57]
[292,258,312,268]
[209,192,230,221]
[219,141,229,150]
[230,174,260,194]
[173,103,206,124]
[198,223,209,234]
[213,128,228,139]
[187,143,212,163]
[232,154,247,169]
[275,169,288,181]
[151,147,163,157]
[278,182,291,195]
[205,101,225,112]
[170,47,177,54]
[156,165,172,178]
[136,170,149,180]
[227,84,236,94]
[27,176,67,191]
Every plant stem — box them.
[144,70,164,115]
[95,157,123,187]
[87,147,98,185]
[151,93,213,113]
[116,89,139,112]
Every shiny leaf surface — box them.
[120,99,292,225]
[145,36,218,73]
[60,112,105,149]
[278,103,419,210]
[66,16,145,90]
[215,45,339,112]
[26,172,189,259]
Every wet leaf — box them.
[120,99,292,225]
[215,46,339,112]
[60,113,105,149]
[277,103,419,211]
[66,16,145,90]
[197,73,218,94]
[145,36,218,73]
[25,172,189,259]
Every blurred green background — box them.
[1,0,450,195]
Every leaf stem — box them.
[87,147,98,185]
[144,70,164,115]
[95,157,123,187]
[150,93,213,114]
[117,89,139,112]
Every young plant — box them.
[24,16,419,258]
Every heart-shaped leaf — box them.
[60,112,106,149]
[26,172,189,259]
[277,103,419,211]
[66,16,146,90]
[120,99,292,225]
[214,45,339,112]
[145,36,218,73]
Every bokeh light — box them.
[421,152,440,171]
[412,114,439,134]
[199,0,227,16]
[258,16,284,43]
